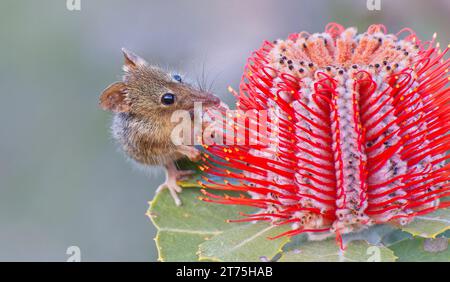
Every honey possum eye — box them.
[161,93,175,105]
[172,74,182,83]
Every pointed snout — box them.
[207,94,221,107]
[194,91,221,108]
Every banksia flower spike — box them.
[200,23,450,244]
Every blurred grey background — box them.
[0,0,448,261]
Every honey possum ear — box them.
[121,48,148,70]
[99,82,131,113]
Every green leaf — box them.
[342,224,398,246]
[155,231,211,262]
[341,225,413,247]
[401,209,450,238]
[198,222,291,262]
[380,229,412,247]
[279,240,397,262]
[147,186,256,261]
[390,238,450,262]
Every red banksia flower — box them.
[199,23,450,244]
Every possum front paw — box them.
[177,145,201,162]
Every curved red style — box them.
[199,23,450,243]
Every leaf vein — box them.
[227,226,274,254]
[416,216,450,224]
[159,228,222,236]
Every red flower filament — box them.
[199,23,450,241]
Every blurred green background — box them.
[0,0,448,261]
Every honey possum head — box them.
[99,48,221,117]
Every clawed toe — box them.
[188,151,201,162]
[175,169,196,180]
[177,145,201,162]
[156,182,183,206]
[156,162,196,206]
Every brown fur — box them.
[112,112,182,165]
[100,49,220,167]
